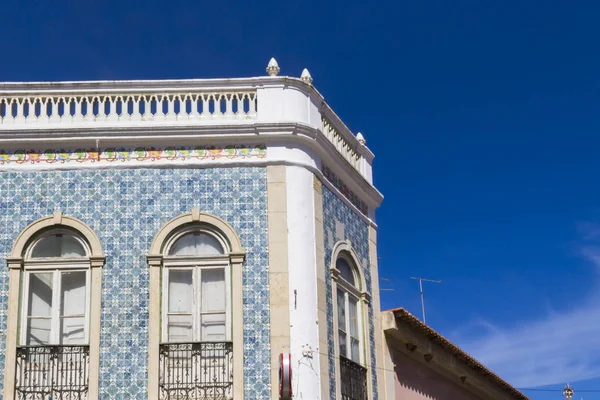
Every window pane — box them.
[339,330,347,358]
[61,235,86,257]
[28,273,53,317]
[168,270,193,313]
[201,269,225,313]
[169,232,224,256]
[168,314,193,342]
[195,233,223,255]
[201,313,226,341]
[61,316,85,344]
[348,298,359,338]
[61,271,86,316]
[27,318,51,345]
[350,338,360,363]
[31,234,86,258]
[336,257,356,287]
[337,289,346,331]
[169,233,196,256]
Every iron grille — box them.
[15,345,90,400]
[340,356,367,400]
[159,342,233,400]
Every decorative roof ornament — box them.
[563,383,574,400]
[356,132,366,145]
[301,68,313,84]
[267,58,280,76]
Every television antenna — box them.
[410,277,441,324]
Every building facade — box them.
[381,309,528,400]
[0,60,385,399]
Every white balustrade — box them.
[0,92,257,126]
[322,116,361,171]
[0,76,370,178]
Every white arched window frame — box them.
[147,209,246,400]
[20,229,92,347]
[161,227,232,343]
[4,212,105,400]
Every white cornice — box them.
[0,122,384,210]
[0,75,383,211]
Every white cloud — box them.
[452,242,600,388]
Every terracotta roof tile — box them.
[386,307,529,400]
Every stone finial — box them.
[266,58,280,76]
[356,132,366,145]
[301,68,313,84]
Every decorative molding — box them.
[5,257,23,269]
[9,214,104,258]
[0,145,266,165]
[0,120,383,212]
[322,163,368,215]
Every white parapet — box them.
[0,76,375,185]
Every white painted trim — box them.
[0,122,383,212]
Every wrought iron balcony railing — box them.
[15,345,90,400]
[340,356,368,400]
[159,341,233,400]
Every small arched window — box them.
[162,227,230,343]
[335,251,363,364]
[169,232,224,256]
[21,229,91,346]
[30,232,87,258]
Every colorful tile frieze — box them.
[0,145,266,165]
[321,163,368,215]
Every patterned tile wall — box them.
[0,167,270,399]
[322,184,378,400]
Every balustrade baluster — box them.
[165,95,174,120]
[201,95,210,119]
[225,93,233,117]
[13,99,24,124]
[131,96,141,122]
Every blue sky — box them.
[2,0,600,398]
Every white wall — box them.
[286,165,323,399]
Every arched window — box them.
[3,213,105,400]
[331,241,369,400]
[335,252,362,364]
[147,210,245,400]
[162,228,230,343]
[21,229,91,346]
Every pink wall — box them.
[392,349,482,400]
